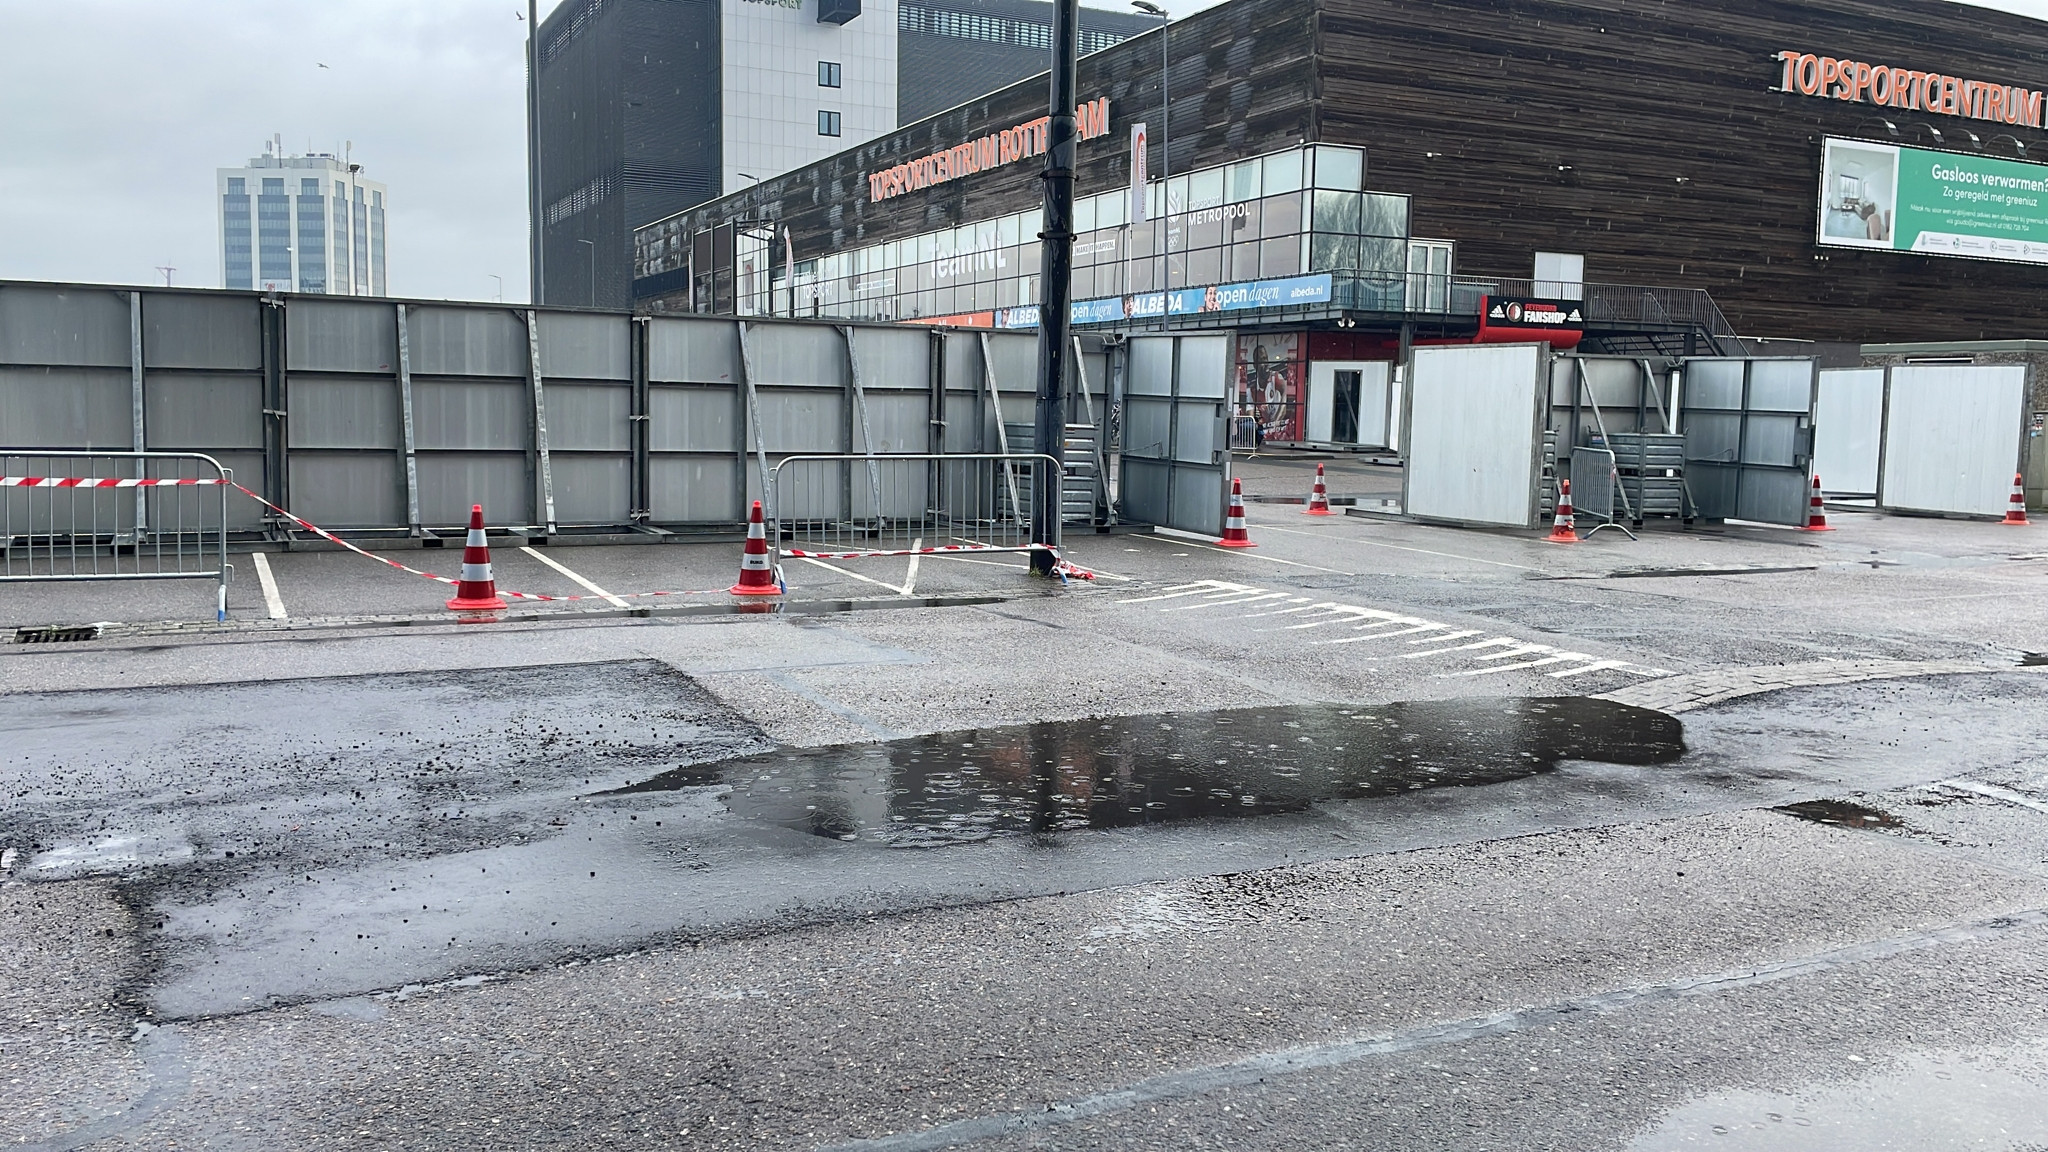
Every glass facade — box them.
[369,190,386,297]
[257,177,291,286]
[222,178,252,290]
[332,180,352,291]
[352,187,370,294]
[639,145,1438,325]
[295,177,326,293]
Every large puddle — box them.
[607,696,1684,847]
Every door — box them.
[1407,241,1453,312]
[1119,334,1230,536]
[1332,371,1361,443]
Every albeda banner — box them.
[1819,136,2048,264]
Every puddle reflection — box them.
[609,696,1684,847]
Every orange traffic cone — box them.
[730,500,783,595]
[446,504,509,611]
[2004,472,2030,525]
[1546,478,1578,544]
[1303,463,1332,515]
[1218,477,1257,547]
[1802,473,1834,532]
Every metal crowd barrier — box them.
[1,452,232,620]
[768,452,1063,562]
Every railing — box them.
[768,452,1066,562]
[1,452,233,621]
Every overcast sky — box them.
[4,0,2046,303]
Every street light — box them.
[576,239,595,308]
[1132,0,1168,327]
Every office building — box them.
[534,0,1149,309]
[217,139,387,296]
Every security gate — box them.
[1679,357,1818,525]
[1119,334,1231,536]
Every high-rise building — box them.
[218,139,387,296]
[534,0,1149,309]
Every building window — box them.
[819,61,841,87]
[818,110,842,136]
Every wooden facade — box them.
[641,0,2048,343]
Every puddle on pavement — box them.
[1774,798,1903,829]
[605,696,1684,847]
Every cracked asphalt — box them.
[5,455,2048,1150]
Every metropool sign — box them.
[867,98,1112,203]
[1772,50,2045,129]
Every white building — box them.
[218,139,387,295]
[719,0,900,195]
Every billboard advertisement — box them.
[1819,136,2048,264]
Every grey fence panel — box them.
[406,306,529,377]
[650,456,741,523]
[145,374,262,449]
[545,383,631,451]
[289,375,401,448]
[758,387,848,454]
[647,317,740,384]
[548,454,631,524]
[0,285,129,367]
[749,323,847,391]
[539,312,630,380]
[287,299,398,373]
[417,454,529,527]
[0,367,130,448]
[288,453,405,529]
[143,293,261,370]
[858,392,930,453]
[848,324,927,390]
[1679,357,1816,525]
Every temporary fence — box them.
[768,451,1066,562]
[1,452,232,620]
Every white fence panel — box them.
[1403,343,1547,528]
[1815,368,1884,497]
[1880,365,2026,517]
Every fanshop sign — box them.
[1482,297,1583,329]
[867,98,1111,202]
[1772,50,2045,129]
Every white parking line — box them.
[900,538,922,596]
[1549,658,1635,678]
[1116,581,1259,604]
[250,551,286,619]
[797,555,908,594]
[1316,623,1457,646]
[519,547,630,607]
[1162,592,1293,611]
[1457,653,1592,676]
[1402,637,1523,659]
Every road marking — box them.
[1251,521,1537,571]
[1316,623,1458,646]
[518,547,630,607]
[249,552,287,620]
[1162,592,1292,611]
[900,538,922,596]
[1134,530,1350,573]
[1237,599,1320,618]
[1931,779,2048,817]
[1402,638,1523,659]
[1457,653,1593,676]
[796,555,908,594]
[1116,580,1257,605]
[1550,658,1635,678]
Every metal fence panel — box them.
[0,285,129,367]
[749,323,847,390]
[1403,343,1547,528]
[144,374,263,450]
[649,387,738,452]
[770,453,1054,559]
[406,306,528,377]
[859,391,930,453]
[289,376,400,448]
[411,379,529,450]
[1880,364,2027,517]
[647,317,741,383]
[0,367,131,448]
[538,312,630,380]
[1815,368,1885,497]
[143,293,261,370]
[1679,357,1816,525]
[287,299,397,373]
[288,454,404,529]
[548,454,631,524]
[1,451,231,619]
[544,382,631,451]
[757,387,847,454]
[417,454,529,526]
[650,456,740,523]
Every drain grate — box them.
[14,625,103,644]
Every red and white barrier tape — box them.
[1,476,224,488]
[226,483,727,604]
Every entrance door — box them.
[1332,371,1361,443]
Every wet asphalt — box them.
[5,455,2048,1149]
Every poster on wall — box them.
[1819,136,2048,264]
[1235,332,1305,443]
